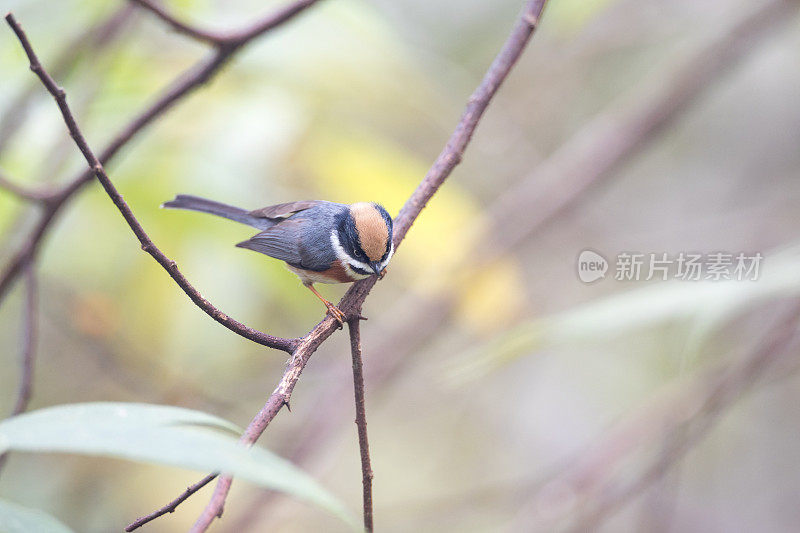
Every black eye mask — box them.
[335,212,370,264]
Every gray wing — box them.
[235,204,341,271]
[248,200,323,220]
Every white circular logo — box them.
[577,249,608,283]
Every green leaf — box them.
[0,403,357,529]
[0,498,74,533]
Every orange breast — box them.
[287,260,356,284]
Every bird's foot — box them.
[325,303,346,328]
[379,268,387,280]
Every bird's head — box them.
[332,202,394,277]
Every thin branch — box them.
[0,5,330,353]
[0,262,38,474]
[125,473,218,531]
[189,1,549,530]
[128,0,223,45]
[0,0,321,308]
[348,314,374,532]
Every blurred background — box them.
[1,0,799,531]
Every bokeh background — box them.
[1,0,800,531]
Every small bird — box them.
[162,195,394,324]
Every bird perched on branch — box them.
[162,195,394,325]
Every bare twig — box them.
[0,262,38,474]
[124,473,218,531]
[0,0,321,307]
[186,1,549,530]
[348,313,374,531]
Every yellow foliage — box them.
[301,131,485,286]
[455,258,527,335]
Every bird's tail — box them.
[162,194,266,228]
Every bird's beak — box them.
[370,262,382,276]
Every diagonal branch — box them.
[523,301,800,532]
[124,473,219,531]
[4,13,297,353]
[348,312,374,531]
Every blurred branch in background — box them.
[519,300,800,532]
[128,0,225,45]
[0,263,37,474]
[130,0,322,47]
[0,5,135,159]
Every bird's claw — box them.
[326,304,346,328]
[379,268,387,280]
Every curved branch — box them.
[5,14,298,353]
[130,0,321,47]
[129,0,223,45]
